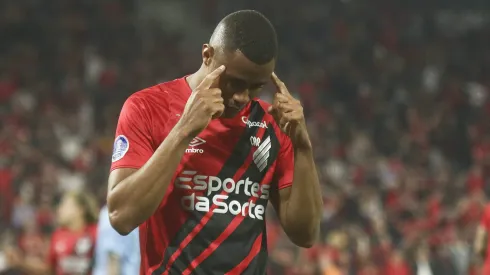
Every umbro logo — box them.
[186,137,205,154]
[252,136,271,172]
[189,137,206,147]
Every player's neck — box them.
[68,219,86,232]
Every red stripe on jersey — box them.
[177,126,270,274]
[161,154,255,275]
[181,195,262,275]
[224,234,262,275]
[161,125,269,274]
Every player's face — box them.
[57,194,84,226]
[203,45,275,117]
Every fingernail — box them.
[219,65,225,70]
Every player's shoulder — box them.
[121,77,190,121]
[126,77,189,106]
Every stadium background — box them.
[1,0,490,274]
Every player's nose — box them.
[232,90,250,106]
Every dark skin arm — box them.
[473,224,487,265]
[107,129,192,235]
[268,73,323,248]
[270,149,322,248]
[108,66,226,235]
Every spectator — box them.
[93,205,140,275]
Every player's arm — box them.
[474,225,487,258]
[107,252,121,275]
[268,73,323,248]
[108,66,226,235]
[269,144,321,248]
[107,123,193,235]
[474,206,490,264]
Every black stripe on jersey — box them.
[152,101,265,275]
[175,101,268,273]
[194,123,281,274]
[241,226,268,275]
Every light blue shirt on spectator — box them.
[93,205,140,275]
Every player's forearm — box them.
[283,147,322,247]
[108,126,192,235]
[474,226,487,257]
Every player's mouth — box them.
[223,104,244,118]
[227,102,244,111]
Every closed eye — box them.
[227,78,247,91]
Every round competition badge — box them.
[112,135,129,162]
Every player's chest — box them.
[153,105,280,178]
[53,232,95,273]
[156,120,279,177]
[53,233,95,258]
[171,120,280,221]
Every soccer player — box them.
[5,191,98,275]
[93,205,140,275]
[107,10,323,274]
[474,203,490,274]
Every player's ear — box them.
[202,44,214,67]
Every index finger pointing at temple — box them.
[271,72,291,96]
[197,65,226,90]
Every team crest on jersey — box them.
[112,135,129,162]
[253,136,271,172]
[75,236,92,255]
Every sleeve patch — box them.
[112,135,130,162]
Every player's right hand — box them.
[178,65,226,137]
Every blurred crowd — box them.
[1,0,490,274]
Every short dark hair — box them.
[216,10,278,65]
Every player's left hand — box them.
[268,72,312,150]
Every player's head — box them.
[57,191,98,228]
[202,10,278,116]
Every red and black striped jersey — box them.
[110,77,294,275]
[48,225,97,275]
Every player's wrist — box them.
[293,142,313,153]
[292,137,313,156]
[291,124,313,151]
[171,122,196,143]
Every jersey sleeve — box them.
[481,205,490,230]
[274,134,294,190]
[110,95,154,171]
